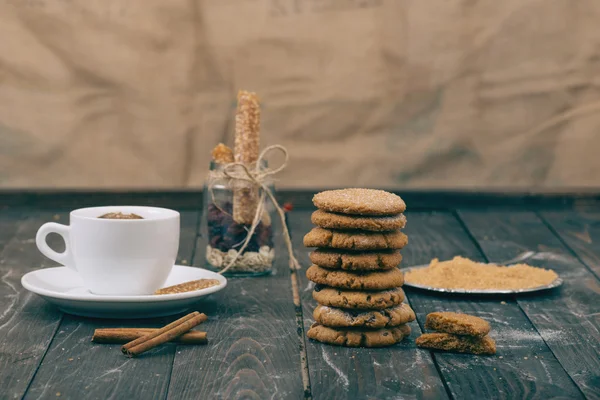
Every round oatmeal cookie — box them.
[313,188,406,216]
[306,265,404,290]
[311,209,406,232]
[313,303,416,329]
[312,286,405,309]
[309,249,402,271]
[307,323,411,347]
[303,228,408,251]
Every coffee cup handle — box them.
[36,223,75,270]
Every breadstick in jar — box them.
[233,90,260,225]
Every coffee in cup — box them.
[36,206,180,295]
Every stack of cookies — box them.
[303,188,415,347]
[416,312,496,355]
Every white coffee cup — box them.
[36,206,180,295]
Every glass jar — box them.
[201,160,275,276]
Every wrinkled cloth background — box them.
[1,0,599,189]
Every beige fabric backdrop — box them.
[1,0,599,188]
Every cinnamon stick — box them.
[121,312,207,357]
[233,90,260,225]
[92,328,207,344]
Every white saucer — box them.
[21,265,227,319]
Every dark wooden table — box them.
[2,190,600,400]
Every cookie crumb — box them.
[211,143,234,164]
[155,279,220,294]
[425,312,490,337]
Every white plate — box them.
[21,265,227,318]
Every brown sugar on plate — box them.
[154,279,220,295]
[425,312,491,337]
[405,256,559,291]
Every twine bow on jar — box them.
[206,144,301,275]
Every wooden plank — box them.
[0,208,25,253]
[289,209,448,400]
[0,191,204,209]
[540,210,600,280]
[23,210,200,400]
[458,210,600,399]
[2,189,600,211]
[167,216,305,399]
[275,190,600,211]
[177,211,200,265]
[23,316,176,400]
[403,211,584,400]
[0,211,65,400]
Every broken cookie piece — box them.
[416,332,496,355]
[425,312,491,338]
